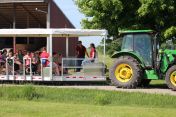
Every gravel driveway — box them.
[54,86,176,96]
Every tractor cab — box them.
[120,30,154,67]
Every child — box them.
[40,47,49,67]
[23,51,31,74]
[23,51,31,66]
[31,52,38,73]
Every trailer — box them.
[0,28,107,82]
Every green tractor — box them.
[110,30,176,90]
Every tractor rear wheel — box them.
[165,65,176,91]
[110,56,142,88]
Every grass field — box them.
[1,100,176,117]
[0,52,174,117]
[0,85,176,117]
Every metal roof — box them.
[119,30,154,34]
[0,1,48,28]
[0,28,108,37]
[0,0,46,3]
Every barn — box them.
[0,0,78,57]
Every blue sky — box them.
[55,0,102,47]
[55,0,83,29]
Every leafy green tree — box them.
[97,38,122,55]
[138,0,176,40]
[75,0,176,39]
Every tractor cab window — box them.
[121,33,153,66]
[121,34,133,51]
[134,34,152,66]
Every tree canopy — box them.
[75,0,176,39]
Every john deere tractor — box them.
[110,30,176,90]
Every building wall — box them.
[0,1,77,55]
[50,0,78,57]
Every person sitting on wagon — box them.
[23,51,32,73]
[89,43,96,62]
[31,52,38,74]
[6,51,14,74]
[6,51,21,74]
[82,43,97,65]
[40,47,49,67]
[52,52,60,75]
[14,53,23,72]
[57,52,67,74]
[23,51,31,66]
[2,49,7,62]
[17,50,24,63]
[34,51,41,73]
[40,47,60,76]
[0,51,5,67]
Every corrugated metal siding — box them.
[50,1,78,57]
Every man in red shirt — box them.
[76,41,89,72]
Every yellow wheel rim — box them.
[115,63,133,83]
[170,71,176,86]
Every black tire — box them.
[140,79,151,87]
[110,56,142,88]
[165,65,176,91]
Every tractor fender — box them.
[111,51,145,67]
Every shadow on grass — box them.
[0,79,169,89]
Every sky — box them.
[55,0,102,47]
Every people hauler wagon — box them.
[110,30,176,90]
[0,28,107,82]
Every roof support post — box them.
[66,36,69,57]
[103,36,106,61]
[27,14,30,45]
[47,2,50,52]
[49,34,53,80]
[13,3,16,53]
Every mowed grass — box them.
[1,100,176,117]
[0,85,176,117]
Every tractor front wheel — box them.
[165,65,176,91]
[110,56,142,88]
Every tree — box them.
[75,0,176,40]
[137,0,176,40]
[97,38,122,55]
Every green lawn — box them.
[0,85,176,117]
[1,100,176,117]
